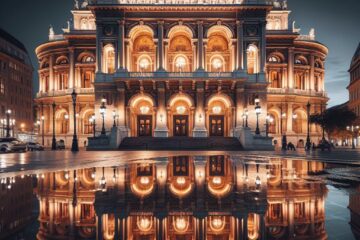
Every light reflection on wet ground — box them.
[0,152,360,240]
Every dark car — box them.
[27,142,44,151]
[0,138,27,153]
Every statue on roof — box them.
[273,0,281,9]
[282,0,287,9]
[81,0,89,8]
[74,0,80,9]
[309,28,315,40]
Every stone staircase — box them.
[118,137,243,151]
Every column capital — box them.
[236,20,244,26]
[157,20,165,26]
[197,20,204,26]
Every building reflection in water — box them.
[34,156,328,240]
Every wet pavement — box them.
[0,151,360,240]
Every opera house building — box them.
[34,0,328,149]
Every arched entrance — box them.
[206,94,233,137]
[128,94,155,137]
[168,93,194,137]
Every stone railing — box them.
[118,71,238,79]
[36,88,95,98]
[91,0,268,5]
[267,88,327,97]
[49,34,65,41]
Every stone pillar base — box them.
[154,128,168,137]
[192,127,208,138]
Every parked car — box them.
[0,138,27,153]
[27,142,44,151]
[56,140,65,150]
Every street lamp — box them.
[305,102,311,151]
[51,102,57,150]
[254,98,261,135]
[265,114,274,138]
[6,109,11,138]
[112,110,118,128]
[71,89,79,152]
[100,96,107,135]
[347,125,359,149]
[89,114,96,138]
[41,115,45,146]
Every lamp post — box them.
[280,104,287,151]
[41,115,45,146]
[51,102,57,150]
[89,114,96,138]
[6,109,11,138]
[254,98,261,135]
[265,114,273,138]
[347,125,359,149]
[112,110,118,128]
[71,89,79,152]
[11,119,15,137]
[244,108,249,128]
[100,97,107,135]
[306,102,311,151]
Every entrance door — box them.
[138,115,152,136]
[173,115,188,136]
[210,115,224,136]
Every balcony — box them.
[267,88,327,98]
[36,88,95,98]
[92,0,269,6]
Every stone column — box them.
[118,20,125,71]
[154,82,168,137]
[310,54,315,90]
[287,48,294,88]
[286,103,293,133]
[96,213,103,240]
[49,55,55,91]
[288,200,294,238]
[49,199,55,234]
[235,83,245,129]
[69,47,75,89]
[156,21,165,71]
[195,216,206,240]
[192,82,207,137]
[116,82,129,136]
[243,214,248,240]
[310,198,315,236]
[260,213,266,240]
[196,21,205,71]
[236,20,244,71]
[233,215,243,240]
[260,21,267,73]
[194,156,206,208]
[155,214,166,240]
[96,25,103,73]
[243,42,248,73]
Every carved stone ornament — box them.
[103,25,114,36]
[246,25,258,37]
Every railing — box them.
[119,71,240,79]
[92,0,268,5]
[267,88,327,97]
[36,88,95,98]
[49,34,65,41]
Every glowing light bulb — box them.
[140,176,150,185]
[176,177,186,185]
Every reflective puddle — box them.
[0,155,359,240]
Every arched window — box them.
[56,57,69,65]
[268,56,281,63]
[268,113,277,134]
[247,45,259,74]
[314,75,320,91]
[82,56,95,63]
[58,72,68,90]
[81,70,94,88]
[103,44,115,74]
[210,56,225,72]
[314,60,323,69]
[295,56,308,65]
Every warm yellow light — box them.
[175,56,186,69]
[212,176,222,185]
[139,57,150,70]
[174,216,188,233]
[140,176,150,185]
[212,57,223,70]
[176,176,186,185]
[139,106,150,115]
[137,216,152,232]
[20,123,25,128]
[176,106,186,115]
[210,216,225,231]
[212,106,222,114]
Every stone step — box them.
[119,137,243,150]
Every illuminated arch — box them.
[206,93,234,109]
[206,24,233,40]
[137,54,153,72]
[267,52,285,63]
[295,55,309,65]
[247,44,259,74]
[128,24,155,39]
[55,56,69,65]
[128,93,155,108]
[102,44,115,74]
[292,108,308,134]
[77,51,95,63]
[167,25,194,39]
[168,93,194,108]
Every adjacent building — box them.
[0,28,33,137]
[34,0,328,148]
[348,43,360,120]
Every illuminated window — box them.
[174,55,187,72]
[247,45,259,74]
[269,71,281,88]
[138,56,151,72]
[211,57,224,72]
[82,70,93,88]
[268,56,281,63]
[82,56,95,63]
[103,44,115,74]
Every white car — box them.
[0,138,27,153]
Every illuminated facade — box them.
[0,28,33,136]
[34,156,327,240]
[348,43,360,120]
[34,0,328,148]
